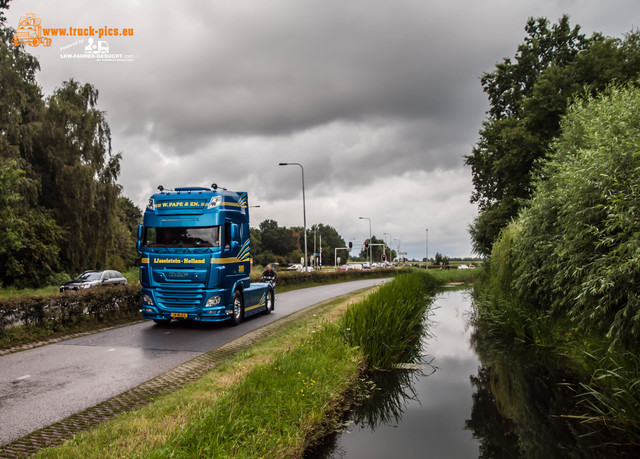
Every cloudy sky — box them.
[6,0,640,260]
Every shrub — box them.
[486,82,640,346]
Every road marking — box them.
[164,332,171,335]
[16,375,31,380]
[108,348,116,352]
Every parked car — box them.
[287,264,303,271]
[60,270,128,292]
[337,264,349,271]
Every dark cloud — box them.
[7,0,640,257]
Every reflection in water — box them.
[467,324,635,458]
[308,289,638,458]
[309,289,481,458]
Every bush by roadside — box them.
[0,285,141,350]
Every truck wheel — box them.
[230,290,244,326]
[264,288,274,314]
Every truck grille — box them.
[156,286,205,309]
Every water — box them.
[314,289,481,458]
[311,288,638,458]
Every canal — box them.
[313,288,481,458]
[311,287,633,458]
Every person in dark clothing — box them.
[262,265,277,283]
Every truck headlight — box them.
[207,196,222,209]
[206,296,221,306]
[142,294,154,306]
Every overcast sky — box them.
[7,1,640,260]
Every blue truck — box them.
[137,184,274,325]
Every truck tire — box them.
[230,290,244,326]
[264,288,274,314]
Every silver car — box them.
[60,270,128,292]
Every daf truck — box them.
[137,184,274,325]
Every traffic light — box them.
[382,254,386,262]
[348,241,352,250]
[364,241,369,249]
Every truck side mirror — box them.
[231,223,240,248]
[136,225,143,253]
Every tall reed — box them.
[341,271,436,370]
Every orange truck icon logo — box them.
[12,13,52,47]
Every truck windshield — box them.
[144,226,221,248]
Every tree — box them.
[0,160,64,287]
[259,219,297,257]
[434,252,449,266]
[310,223,346,266]
[0,2,130,286]
[33,79,122,273]
[110,196,142,268]
[467,18,640,256]
[0,7,65,287]
[358,235,386,262]
[466,16,589,255]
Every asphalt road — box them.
[0,279,389,446]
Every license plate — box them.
[171,312,188,318]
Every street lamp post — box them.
[359,216,372,266]
[279,162,308,271]
[426,229,430,270]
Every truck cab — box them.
[137,185,274,325]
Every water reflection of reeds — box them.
[350,362,436,430]
[466,323,637,458]
[306,273,438,458]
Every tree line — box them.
[250,220,397,268]
[0,3,140,288]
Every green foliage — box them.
[311,223,346,264]
[258,219,297,256]
[0,160,64,288]
[501,83,640,344]
[0,14,141,286]
[357,235,386,261]
[110,196,142,268]
[34,79,122,273]
[575,351,640,441]
[252,220,347,267]
[0,284,141,349]
[342,271,437,370]
[474,85,640,441]
[433,252,450,266]
[160,324,360,458]
[466,17,640,256]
